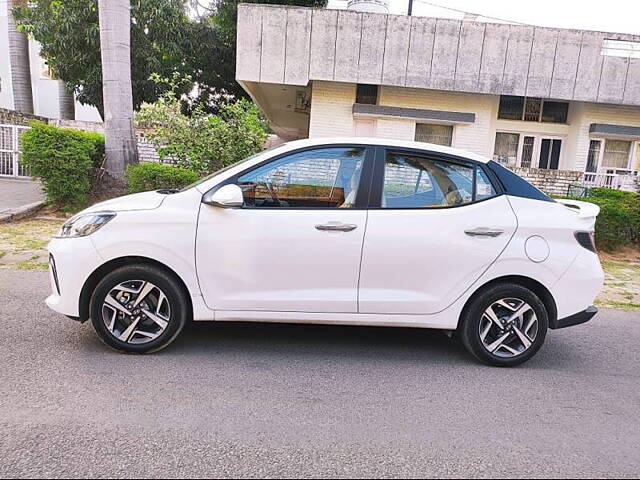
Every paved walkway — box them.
[0,178,44,215]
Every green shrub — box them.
[135,97,269,176]
[125,162,199,193]
[20,122,105,209]
[568,188,640,251]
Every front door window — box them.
[236,147,366,209]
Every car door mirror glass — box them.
[203,184,244,208]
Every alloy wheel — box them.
[479,297,539,358]
[101,280,171,344]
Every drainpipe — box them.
[408,0,414,15]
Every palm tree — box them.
[98,0,137,178]
[57,82,75,120]
[7,0,34,114]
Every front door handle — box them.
[315,222,358,232]
[464,228,504,237]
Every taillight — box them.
[574,231,597,253]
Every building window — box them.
[542,101,569,123]
[415,124,453,146]
[493,132,520,166]
[602,39,640,59]
[498,96,524,120]
[524,98,542,122]
[586,140,601,173]
[355,84,378,105]
[498,96,568,123]
[602,139,631,169]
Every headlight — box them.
[55,212,116,238]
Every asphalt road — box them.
[1,269,639,479]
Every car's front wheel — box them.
[460,283,548,367]
[89,264,189,353]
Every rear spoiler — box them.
[556,199,600,221]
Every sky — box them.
[327,0,640,35]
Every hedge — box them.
[20,122,104,209]
[125,162,199,194]
[570,188,640,251]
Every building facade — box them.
[0,0,101,121]
[235,4,640,191]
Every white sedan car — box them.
[46,138,604,366]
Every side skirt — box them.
[206,310,457,330]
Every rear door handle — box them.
[315,222,358,232]
[464,228,504,237]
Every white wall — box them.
[378,86,496,156]
[309,81,357,138]
[308,80,640,172]
[309,80,496,158]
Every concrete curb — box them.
[0,201,45,223]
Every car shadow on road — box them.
[169,320,477,366]
[156,320,590,371]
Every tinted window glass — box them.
[541,101,569,123]
[356,84,378,105]
[382,153,475,208]
[498,96,524,120]
[237,147,365,208]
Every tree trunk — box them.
[7,0,34,114]
[98,0,137,179]
[57,81,75,120]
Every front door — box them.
[539,138,561,169]
[196,146,371,313]
[358,149,517,314]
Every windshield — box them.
[179,152,263,192]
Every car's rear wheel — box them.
[460,283,548,367]
[89,265,189,354]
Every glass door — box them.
[521,136,535,168]
[539,138,561,170]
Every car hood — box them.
[82,191,167,214]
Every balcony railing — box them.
[583,170,639,191]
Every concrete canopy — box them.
[236,4,640,107]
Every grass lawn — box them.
[1,218,639,310]
[597,249,640,310]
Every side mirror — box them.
[202,184,244,208]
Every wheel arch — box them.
[78,256,193,323]
[459,275,558,328]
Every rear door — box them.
[358,148,518,314]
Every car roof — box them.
[272,137,490,164]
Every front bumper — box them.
[46,236,104,318]
[549,305,598,330]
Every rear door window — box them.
[381,152,496,208]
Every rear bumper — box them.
[550,305,597,330]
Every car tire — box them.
[90,264,189,354]
[459,283,548,367]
